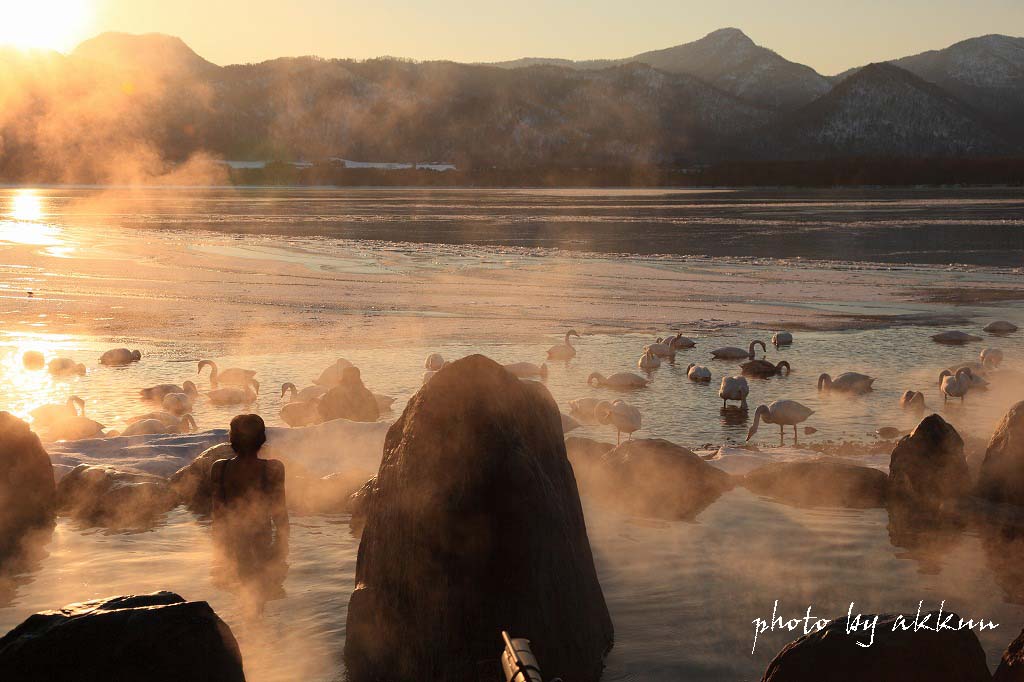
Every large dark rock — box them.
[592,438,734,519]
[742,459,888,509]
[888,414,969,511]
[344,355,613,682]
[762,611,991,682]
[0,412,56,556]
[977,401,1024,506]
[994,628,1024,681]
[0,591,245,682]
[57,464,178,529]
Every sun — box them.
[0,0,93,52]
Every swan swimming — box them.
[638,348,661,370]
[818,372,874,393]
[686,363,712,382]
[100,348,141,366]
[547,330,581,361]
[587,371,649,389]
[198,359,257,388]
[710,340,766,360]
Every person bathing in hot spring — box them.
[212,414,290,576]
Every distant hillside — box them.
[756,63,1012,159]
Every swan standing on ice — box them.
[984,321,1017,334]
[587,372,649,389]
[504,362,548,379]
[900,391,926,410]
[596,399,641,444]
[931,330,982,345]
[740,359,790,377]
[746,400,814,445]
[198,359,257,388]
[100,348,141,366]
[638,348,661,370]
[686,363,712,382]
[48,358,86,377]
[206,378,260,406]
[939,368,974,402]
[772,331,793,347]
[547,330,580,361]
[719,376,749,409]
[818,372,874,393]
[711,340,766,360]
[31,396,85,428]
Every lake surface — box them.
[1,186,1023,681]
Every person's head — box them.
[341,366,362,384]
[229,414,266,457]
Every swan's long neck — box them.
[818,373,830,390]
[747,406,767,439]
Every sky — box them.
[1,0,1022,75]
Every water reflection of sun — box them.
[1,334,80,423]
[0,189,74,256]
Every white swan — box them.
[22,350,45,370]
[424,353,446,372]
[931,330,982,345]
[984,321,1018,334]
[981,347,1004,369]
[587,372,649,389]
[198,359,257,389]
[772,331,793,347]
[900,390,926,410]
[939,368,974,401]
[122,414,197,437]
[596,399,641,444]
[646,340,677,359]
[547,330,581,361]
[48,357,86,377]
[568,397,603,421]
[31,396,85,428]
[663,332,697,350]
[46,413,105,441]
[313,358,355,387]
[280,395,322,428]
[638,348,661,370]
[710,340,767,360]
[126,411,187,428]
[282,382,327,402]
[746,400,815,444]
[686,363,712,382]
[719,376,749,409]
[99,348,141,366]
[206,378,259,406]
[140,381,197,403]
[504,362,548,379]
[818,372,874,393]
[161,384,199,415]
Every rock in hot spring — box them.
[344,354,613,682]
[977,401,1024,506]
[0,412,56,556]
[741,459,888,509]
[994,627,1024,681]
[0,591,245,682]
[887,414,969,510]
[57,464,178,528]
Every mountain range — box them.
[0,28,1021,182]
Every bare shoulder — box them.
[265,458,286,481]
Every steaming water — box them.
[2,187,1024,680]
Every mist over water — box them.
[1,186,1023,680]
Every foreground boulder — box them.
[345,355,613,682]
[742,459,888,509]
[592,438,733,519]
[762,611,990,681]
[0,412,56,556]
[0,591,245,682]
[57,465,178,528]
[994,628,1024,681]
[888,414,969,511]
[977,401,1024,506]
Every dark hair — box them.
[229,414,266,456]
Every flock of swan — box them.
[14,316,1019,448]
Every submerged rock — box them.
[888,414,969,510]
[0,591,245,682]
[57,464,178,528]
[994,628,1024,681]
[742,459,888,509]
[594,438,734,519]
[762,611,990,682]
[345,354,613,682]
[977,401,1024,506]
[0,412,56,556]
